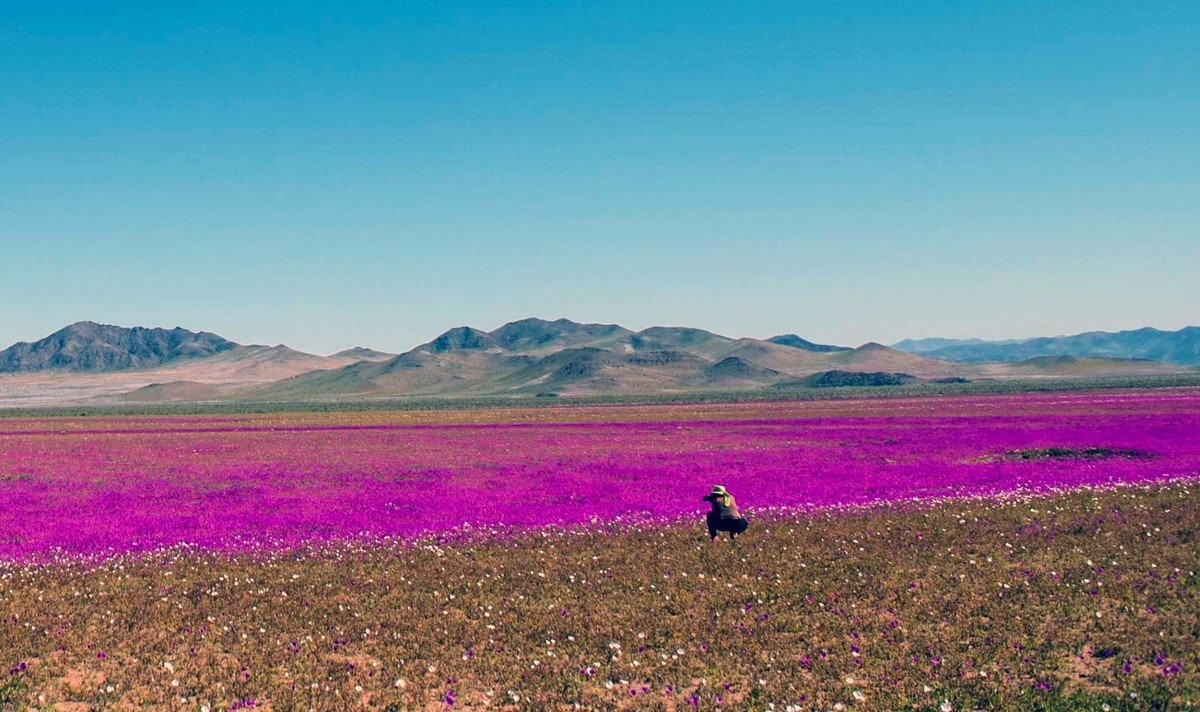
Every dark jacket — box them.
[702,492,741,520]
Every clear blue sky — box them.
[2,1,1197,354]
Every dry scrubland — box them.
[2,483,1197,711]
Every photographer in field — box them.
[701,485,749,542]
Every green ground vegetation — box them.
[3,373,1200,419]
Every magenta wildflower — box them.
[2,391,1195,562]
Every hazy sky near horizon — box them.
[3,2,1197,354]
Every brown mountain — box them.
[120,381,229,403]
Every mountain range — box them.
[0,322,237,372]
[0,319,1194,406]
[892,327,1200,366]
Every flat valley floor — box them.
[2,390,1198,709]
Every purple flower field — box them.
[2,390,1198,563]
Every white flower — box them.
[940,700,953,712]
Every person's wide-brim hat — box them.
[711,485,727,494]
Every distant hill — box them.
[420,326,502,354]
[255,341,777,401]
[488,318,633,353]
[0,322,237,373]
[492,347,715,395]
[404,318,639,358]
[701,357,783,389]
[1007,355,1187,377]
[767,334,850,352]
[330,347,395,362]
[120,381,227,403]
[0,323,370,406]
[628,326,735,359]
[182,344,364,382]
[891,337,1001,353]
[705,356,782,380]
[816,343,974,379]
[892,326,1200,366]
[409,320,837,363]
[775,370,919,389]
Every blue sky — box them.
[2,1,1196,353]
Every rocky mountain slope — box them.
[243,319,1004,400]
[0,322,237,372]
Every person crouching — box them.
[702,485,749,542]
